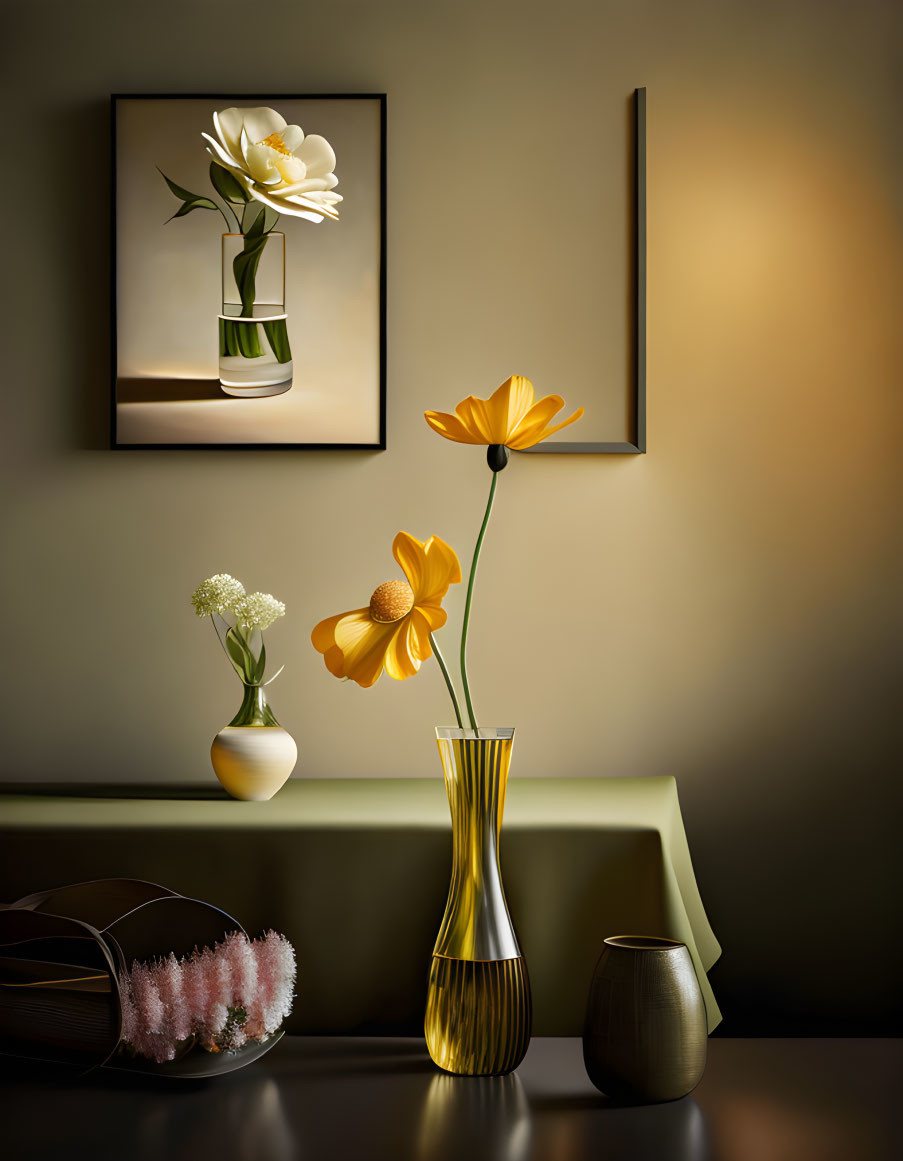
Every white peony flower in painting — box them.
[157,102,342,396]
[203,106,342,223]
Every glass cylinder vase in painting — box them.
[218,232,293,397]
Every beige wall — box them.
[2,0,900,1032]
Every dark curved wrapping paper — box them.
[0,878,283,1076]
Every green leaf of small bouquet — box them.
[252,639,268,685]
[209,161,250,205]
[224,628,255,683]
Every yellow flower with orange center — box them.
[311,532,462,688]
[424,375,584,452]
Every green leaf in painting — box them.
[232,214,269,318]
[209,161,249,205]
[237,321,266,359]
[169,199,220,219]
[263,319,292,365]
[221,319,265,359]
[158,168,219,220]
[246,206,267,239]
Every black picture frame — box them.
[111,93,387,451]
[526,87,646,455]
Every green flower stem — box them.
[430,632,464,730]
[222,200,241,234]
[460,470,499,730]
[214,203,234,232]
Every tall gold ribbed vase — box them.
[425,728,531,1075]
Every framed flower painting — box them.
[111,94,386,450]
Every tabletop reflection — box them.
[134,1076,297,1161]
[529,1093,708,1161]
[416,1071,532,1161]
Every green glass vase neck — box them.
[229,683,280,727]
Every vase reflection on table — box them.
[416,1071,531,1161]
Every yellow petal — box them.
[507,393,564,442]
[445,375,537,445]
[531,405,585,443]
[323,644,346,679]
[420,535,462,601]
[383,618,422,680]
[489,375,536,437]
[333,610,399,687]
[393,532,461,607]
[416,603,448,632]
[507,394,584,449]
[313,607,379,680]
[392,531,427,591]
[424,410,484,445]
[311,610,357,656]
[408,610,435,662]
[426,377,539,446]
[453,394,504,443]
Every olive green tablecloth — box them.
[0,777,722,1033]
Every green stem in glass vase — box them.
[233,209,268,319]
[229,682,279,727]
[430,632,464,730]
[460,470,499,730]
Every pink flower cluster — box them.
[118,929,296,1063]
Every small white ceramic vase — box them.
[210,726,297,801]
[210,684,297,801]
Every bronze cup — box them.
[583,935,707,1103]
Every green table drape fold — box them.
[0,776,721,1033]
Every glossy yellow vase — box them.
[425,728,531,1075]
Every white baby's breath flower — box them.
[233,592,286,631]
[191,573,246,618]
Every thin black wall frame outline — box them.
[526,87,646,455]
[110,93,387,452]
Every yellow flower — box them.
[311,532,462,688]
[424,375,584,450]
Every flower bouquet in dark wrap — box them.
[0,878,295,1077]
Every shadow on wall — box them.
[680,596,899,1036]
[54,99,115,452]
